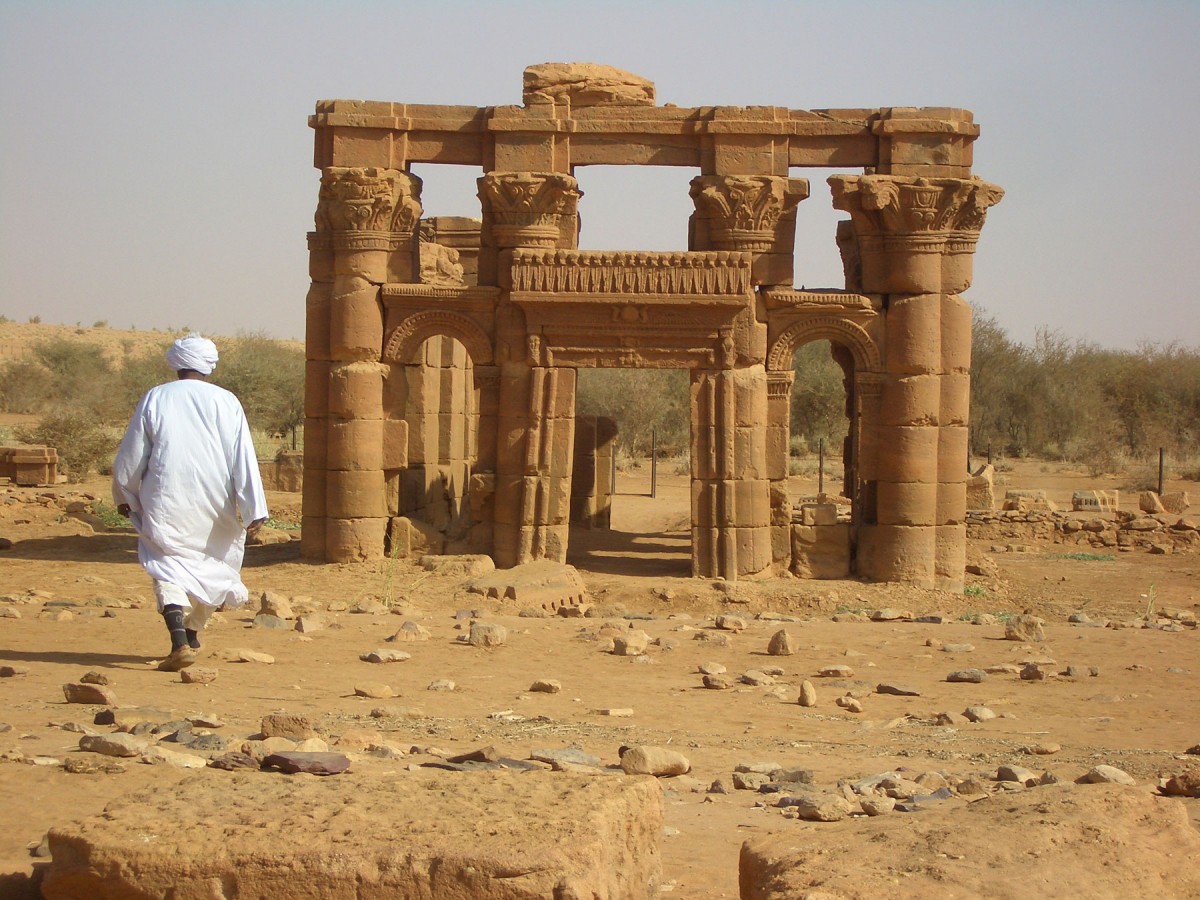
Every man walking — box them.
[112,335,268,671]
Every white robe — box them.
[112,379,268,611]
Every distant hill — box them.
[0,321,302,366]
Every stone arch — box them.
[383,310,494,366]
[766,316,881,373]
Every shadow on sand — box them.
[0,649,152,667]
[567,527,692,578]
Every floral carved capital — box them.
[828,175,1003,237]
[689,176,809,251]
[314,167,423,237]
[478,172,582,248]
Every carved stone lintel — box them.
[690,176,809,252]
[314,168,423,244]
[478,172,581,248]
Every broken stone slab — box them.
[529,679,561,693]
[1159,768,1200,798]
[360,648,412,664]
[523,62,655,107]
[228,649,274,664]
[420,554,495,577]
[947,669,988,684]
[613,631,650,656]
[876,683,921,697]
[260,751,351,775]
[140,746,207,769]
[531,748,601,768]
[78,733,151,758]
[620,746,690,777]
[63,684,117,706]
[180,667,218,685]
[466,560,588,614]
[389,621,431,642]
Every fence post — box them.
[1159,447,1165,495]
[818,438,825,496]
[650,428,657,499]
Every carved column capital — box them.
[310,167,423,252]
[689,175,809,252]
[827,175,1003,294]
[478,172,582,249]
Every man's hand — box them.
[117,504,131,517]
[246,518,267,539]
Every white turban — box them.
[166,334,219,375]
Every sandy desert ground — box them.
[1,461,1197,898]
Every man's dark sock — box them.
[162,605,188,651]
[185,629,201,650]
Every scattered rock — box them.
[947,669,988,684]
[360,649,411,664]
[620,746,690,777]
[1080,765,1135,786]
[779,790,855,822]
[260,714,317,741]
[740,670,775,687]
[766,629,795,656]
[698,662,726,675]
[835,696,863,713]
[702,675,730,690]
[294,615,325,634]
[230,649,274,664]
[1160,768,1200,798]
[258,591,293,619]
[798,681,817,708]
[715,615,746,632]
[79,671,110,686]
[817,665,854,678]
[63,683,117,706]
[390,621,431,642]
[996,765,1040,787]
[467,622,508,648]
[354,683,395,699]
[427,680,456,692]
[260,751,350,775]
[1,665,30,677]
[180,667,218,685]
[963,706,997,722]
[140,746,207,769]
[531,748,601,768]
[870,608,909,622]
[876,683,921,697]
[252,614,289,630]
[613,631,649,656]
[78,733,150,758]
[859,795,896,816]
[1005,614,1045,642]
[208,752,259,771]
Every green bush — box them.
[15,411,117,482]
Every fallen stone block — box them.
[42,769,663,898]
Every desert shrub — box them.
[0,358,56,413]
[15,410,117,482]
[791,340,849,454]
[576,368,689,459]
[210,333,305,438]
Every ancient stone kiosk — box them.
[303,63,1002,590]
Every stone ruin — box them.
[302,63,1002,590]
[0,444,58,486]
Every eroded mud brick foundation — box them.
[303,63,1002,587]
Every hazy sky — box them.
[1,1,1196,349]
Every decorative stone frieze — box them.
[689,176,809,252]
[828,175,1003,294]
[478,172,581,248]
[508,249,752,295]
[310,168,422,251]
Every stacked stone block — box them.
[0,445,58,486]
[571,415,617,529]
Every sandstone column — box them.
[830,174,1002,589]
[687,175,805,579]
[305,167,422,562]
[478,172,581,567]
